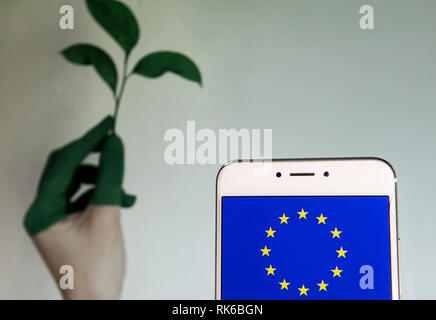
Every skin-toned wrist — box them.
[61,284,122,300]
[31,206,126,300]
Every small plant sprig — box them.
[61,0,202,132]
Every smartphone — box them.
[216,158,400,300]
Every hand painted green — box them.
[133,51,202,86]
[60,0,203,132]
[24,116,136,236]
[61,44,118,94]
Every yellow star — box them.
[260,245,271,256]
[298,285,309,296]
[317,280,329,291]
[265,227,276,238]
[265,265,276,276]
[278,213,290,224]
[297,208,308,219]
[331,266,343,278]
[336,246,348,258]
[330,227,342,238]
[279,279,290,290]
[316,213,327,224]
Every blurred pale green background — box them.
[1,0,435,299]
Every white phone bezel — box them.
[215,158,400,300]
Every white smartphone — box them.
[216,158,400,300]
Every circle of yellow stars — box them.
[260,208,348,297]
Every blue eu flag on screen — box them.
[221,196,393,300]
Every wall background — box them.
[1,0,435,299]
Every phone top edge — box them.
[216,157,397,183]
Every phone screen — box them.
[221,196,393,300]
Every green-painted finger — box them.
[67,188,95,213]
[91,135,124,205]
[93,137,107,152]
[24,199,69,236]
[67,189,135,213]
[64,116,114,165]
[122,191,136,208]
[66,165,98,197]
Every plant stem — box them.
[113,56,129,133]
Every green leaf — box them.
[86,0,139,56]
[132,51,202,86]
[61,44,118,94]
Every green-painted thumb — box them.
[90,135,136,207]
